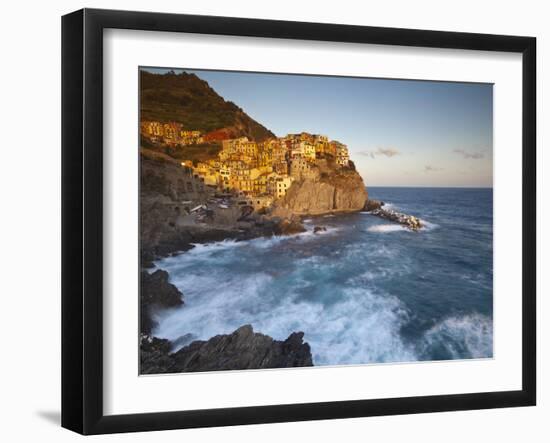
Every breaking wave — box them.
[419,219,439,231]
[367,224,407,233]
[419,314,493,360]
[154,267,417,365]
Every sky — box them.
[144,67,493,187]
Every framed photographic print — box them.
[61,8,536,435]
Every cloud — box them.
[378,147,401,157]
[359,147,401,159]
[424,165,443,173]
[453,149,485,159]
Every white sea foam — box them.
[421,313,493,359]
[365,218,437,233]
[419,219,439,231]
[367,224,407,233]
[187,239,241,254]
[154,260,417,365]
[306,288,416,365]
[159,229,326,259]
[154,252,492,364]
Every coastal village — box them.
[139,71,432,376]
[140,120,350,210]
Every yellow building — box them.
[192,132,352,197]
[268,175,294,199]
[162,122,182,141]
[141,121,164,137]
[290,157,311,179]
[325,141,338,157]
[335,143,349,166]
[314,134,330,156]
[271,143,287,163]
[219,165,231,190]
[273,160,289,176]
[302,141,316,161]
[252,173,269,195]
[141,121,205,145]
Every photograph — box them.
[139,67,494,375]
[0,1,543,439]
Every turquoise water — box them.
[154,187,493,366]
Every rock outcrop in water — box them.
[363,199,422,231]
[140,325,313,374]
[364,200,424,231]
[370,208,423,231]
[363,199,384,212]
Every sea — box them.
[153,187,493,366]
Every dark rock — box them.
[237,205,254,221]
[172,333,196,349]
[189,228,237,244]
[363,199,384,212]
[274,217,306,235]
[139,325,313,374]
[313,226,327,234]
[140,336,175,375]
[140,270,184,335]
[141,270,183,307]
[140,248,156,269]
[153,231,194,258]
[141,310,157,337]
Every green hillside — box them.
[140,70,275,142]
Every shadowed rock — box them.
[140,325,313,374]
[274,217,307,235]
[140,270,183,335]
[363,199,384,212]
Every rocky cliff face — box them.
[140,325,313,374]
[272,167,368,217]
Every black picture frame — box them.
[62,8,536,435]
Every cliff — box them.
[272,165,368,217]
[140,70,275,142]
[141,325,313,374]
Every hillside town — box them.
[141,120,350,209]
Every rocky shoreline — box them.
[140,263,313,373]
[138,149,372,373]
[139,196,425,373]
